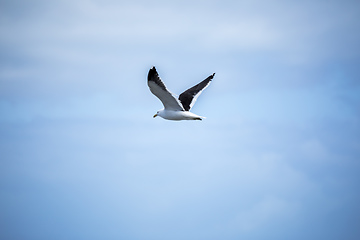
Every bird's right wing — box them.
[178,73,214,111]
[147,67,184,111]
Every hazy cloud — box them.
[1,0,360,240]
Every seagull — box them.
[147,66,215,121]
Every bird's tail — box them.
[196,116,206,121]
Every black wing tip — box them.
[148,66,158,81]
[206,72,215,82]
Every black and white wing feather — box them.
[147,67,184,111]
[178,73,215,111]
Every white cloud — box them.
[1,1,360,239]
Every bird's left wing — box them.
[147,67,184,111]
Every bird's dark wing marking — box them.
[178,73,215,111]
[147,66,184,111]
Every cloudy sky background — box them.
[1,0,360,239]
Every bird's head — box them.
[153,111,159,118]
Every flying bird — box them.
[147,66,215,121]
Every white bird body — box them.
[154,109,204,121]
[147,66,214,121]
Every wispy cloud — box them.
[1,1,360,240]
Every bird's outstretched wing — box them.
[147,67,184,111]
[178,73,215,111]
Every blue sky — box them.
[1,0,360,239]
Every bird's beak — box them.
[153,113,158,118]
